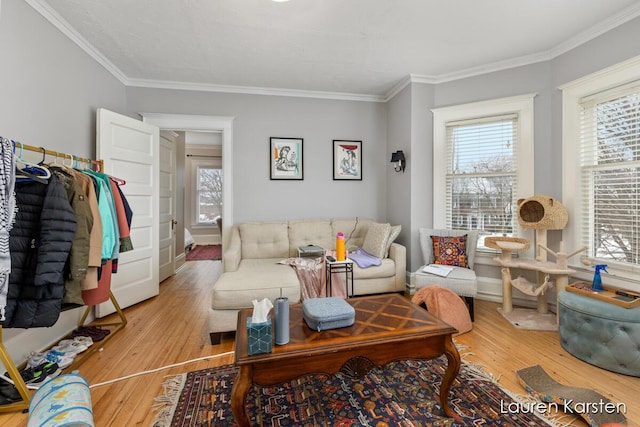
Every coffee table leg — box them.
[440,337,461,417]
[231,365,252,427]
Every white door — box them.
[159,130,177,282]
[96,108,160,317]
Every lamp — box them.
[390,150,406,173]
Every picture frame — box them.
[333,140,362,180]
[270,137,303,180]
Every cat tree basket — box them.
[516,195,568,230]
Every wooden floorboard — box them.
[1,260,638,426]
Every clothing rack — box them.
[14,141,103,172]
[0,142,125,412]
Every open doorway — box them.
[184,131,222,247]
[141,113,234,277]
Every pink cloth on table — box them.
[279,255,347,300]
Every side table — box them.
[326,258,354,297]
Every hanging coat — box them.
[0,137,17,321]
[49,166,94,308]
[2,173,77,328]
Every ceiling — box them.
[30,0,640,101]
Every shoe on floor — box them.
[5,361,60,390]
[72,326,111,341]
[52,336,93,355]
[23,361,61,390]
[43,350,74,369]
[0,381,23,402]
[27,350,74,370]
[26,351,49,370]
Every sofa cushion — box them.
[332,218,372,248]
[384,225,402,258]
[415,265,478,298]
[288,219,333,257]
[362,222,391,259]
[212,258,300,310]
[239,222,289,259]
[353,258,396,280]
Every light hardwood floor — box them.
[1,260,638,426]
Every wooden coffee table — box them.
[231,293,460,426]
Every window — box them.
[196,166,222,224]
[580,85,640,265]
[562,56,640,283]
[432,94,535,252]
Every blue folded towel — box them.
[349,247,381,268]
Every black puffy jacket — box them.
[2,173,77,328]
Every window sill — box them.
[192,223,216,229]
[475,251,501,267]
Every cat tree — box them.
[487,195,587,314]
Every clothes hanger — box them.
[13,141,51,184]
[48,150,69,168]
[107,174,126,186]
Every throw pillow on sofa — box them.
[362,222,391,259]
[384,225,401,258]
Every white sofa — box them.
[209,218,406,343]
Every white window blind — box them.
[445,114,519,237]
[579,83,640,266]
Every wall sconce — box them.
[390,150,406,173]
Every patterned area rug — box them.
[186,245,221,261]
[152,357,556,426]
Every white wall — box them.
[126,89,389,224]
[386,85,414,267]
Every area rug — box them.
[186,245,221,261]
[151,357,556,427]
[497,307,558,331]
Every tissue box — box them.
[246,317,272,355]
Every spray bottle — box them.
[592,264,608,291]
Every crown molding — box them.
[432,50,554,84]
[126,78,385,103]
[382,74,439,102]
[28,0,640,103]
[549,2,640,59]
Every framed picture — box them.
[333,140,362,180]
[270,137,303,180]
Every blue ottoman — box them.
[558,290,640,377]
